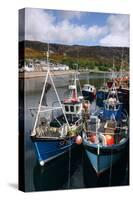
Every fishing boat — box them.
[107,53,129,112]
[105,75,129,113]
[83,81,129,175]
[107,50,129,91]
[97,78,129,112]
[97,69,129,112]
[82,84,96,102]
[96,72,109,107]
[81,71,96,102]
[115,75,129,113]
[30,50,83,166]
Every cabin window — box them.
[65,106,69,112]
[70,106,74,112]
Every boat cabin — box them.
[63,82,83,121]
[62,101,82,125]
[82,84,96,93]
[64,102,82,115]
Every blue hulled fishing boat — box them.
[96,76,129,111]
[30,50,83,166]
[83,81,129,175]
[97,57,129,112]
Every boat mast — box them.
[107,58,119,101]
[74,73,78,99]
[31,51,49,136]
[31,44,70,136]
[112,57,115,81]
[103,72,105,87]
[120,48,124,85]
[73,63,82,98]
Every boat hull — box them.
[118,89,129,113]
[83,139,128,174]
[96,90,108,107]
[31,136,77,166]
[82,90,96,102]
[103,104,123,121]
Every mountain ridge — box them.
[19,40,129,71]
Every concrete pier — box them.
[19,70,76,79]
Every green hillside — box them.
[19,40,129,71]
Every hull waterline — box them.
[32,136,77,166]
[83,138,128,175]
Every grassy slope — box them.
[19,41,129,71]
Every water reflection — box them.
[32,144,129,191]
[33,146,83,191]
[83,146,129,188]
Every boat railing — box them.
[86,126,128,138]
[34,115,83,138]
[84,126,128,146]
[34,122,69,138]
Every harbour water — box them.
[19,72,129,192]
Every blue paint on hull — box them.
[33,137,76,164]
[85,150,119,174]
[94,103,123,121]
[103,104,123,121]
[83,139,128,174]
[96,91,108,107]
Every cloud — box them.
[24,8,106,45]
[25,8,55,41]
[100,15,129,47]
[48,21,107,44]
[21,8,129,47]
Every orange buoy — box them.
[105,135,114,145]
[75,135,82,145]
[83,102,90,110]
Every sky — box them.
[19,8,130,47]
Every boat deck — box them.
[84,118,128,146]
[33,114,82,139]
